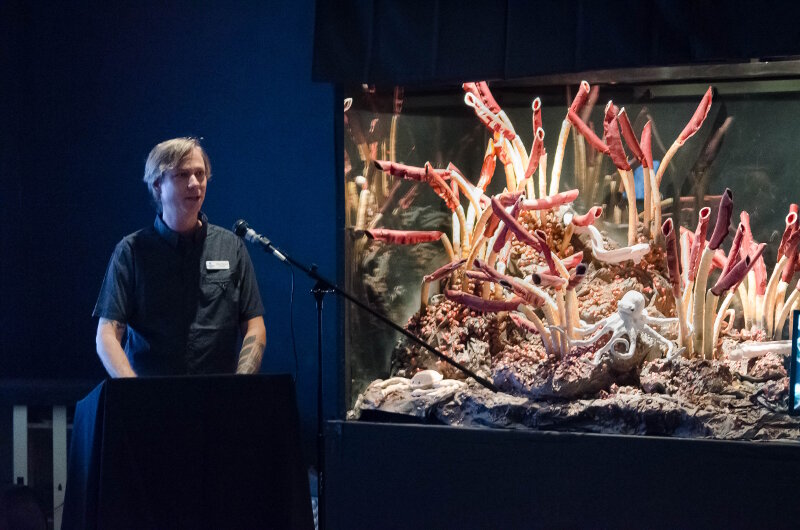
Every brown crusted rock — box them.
[749,352,787,381]
[640,357,734,398]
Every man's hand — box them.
[96,318,137,378]
[236,316,266,374]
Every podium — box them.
[62,375,313,530]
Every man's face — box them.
[158,147,207,222]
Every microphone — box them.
[233,219,288,263]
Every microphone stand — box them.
[249,235,498,530]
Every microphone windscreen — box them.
[233,219,249,237]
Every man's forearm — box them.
[96,318,137,378]
[236,334,266,374]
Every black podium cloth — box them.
[62,375,313,530]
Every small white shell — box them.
[410,369,443,390]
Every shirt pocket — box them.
[199,271,239,323]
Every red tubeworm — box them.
[445,290,524,313]
[662,219,682,298]
[605,116,631,171]
[492,197,523,254]
[531,272,567,289]
[567,109,609,154]
[524,127,545,180]
[720,223,745,280]
[365,229,444,245]
[687,207,711,281]
[571,207,603,227]
[567,263,588,290]
[641,121,654,169]
[532,97,542,135]
[510,313,540,334]
[569,81,591,115]
[677,87,713,145]
[561,252,584,271]
[777,212,798,259]
[520,189,580,211]
[423,259,467,284]
[490,197,541,249]
[617,109,646,166]
[780,229,800,283]
[707,188,733,250]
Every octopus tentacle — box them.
[642,324,678,358]
[643,311,678,327]
[571,317,611,338]
[593,336,629,365]
[567,319,622,347]
[611,328,638,360]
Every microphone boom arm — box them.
[234,220,498,392]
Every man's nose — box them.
[188,174,200,187]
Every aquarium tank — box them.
[341,63,800,440]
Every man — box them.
[94,137,266,377]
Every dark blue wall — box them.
[1,1,337,463]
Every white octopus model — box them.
[570,291,681,365]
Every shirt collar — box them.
[154,212,208,248]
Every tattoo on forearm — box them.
[100,318,127,341]
[237,335,265,374]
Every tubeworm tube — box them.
[445,290,524,313]
[496,191,524,207]
[688,207,712,281]
[534,229,558,276]
[711,256,754,296]
[640,121,653,169]
[560,252,584,271]
[373,160,426,180]
[662,219,682,298]
[780,229,800,283]
[532,272,568,289]
[473,260,546,307]
[728,340,792,361]
[474,81,501,114]
[476,139,497,191]
[567,109,609,154]
[365,229,444,244]
[740,211,754,259]
[721,224,745,282]
[707,189,733,250]
[491,198,523,254]
[510,312,541,335]
[605,116,631,171]
[524,127,545,180]
[677,87,713,145]
[532,98,543,134]
[569,207,603,227]
[490,197,540,248]
[464,92,516,141]
[777,212,799,259]
[569,80,591,115]
[520,189,580,211]
[465,270,493,282]
[423,259,467,283]
[617,109,646,165]
[566,263,588,290]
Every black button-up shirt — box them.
[93,213,264,375]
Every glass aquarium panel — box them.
[342,66,800,440]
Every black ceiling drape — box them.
[313,0,800,85]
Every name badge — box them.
[206,260,230,270]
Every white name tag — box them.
[206,260,230,270]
